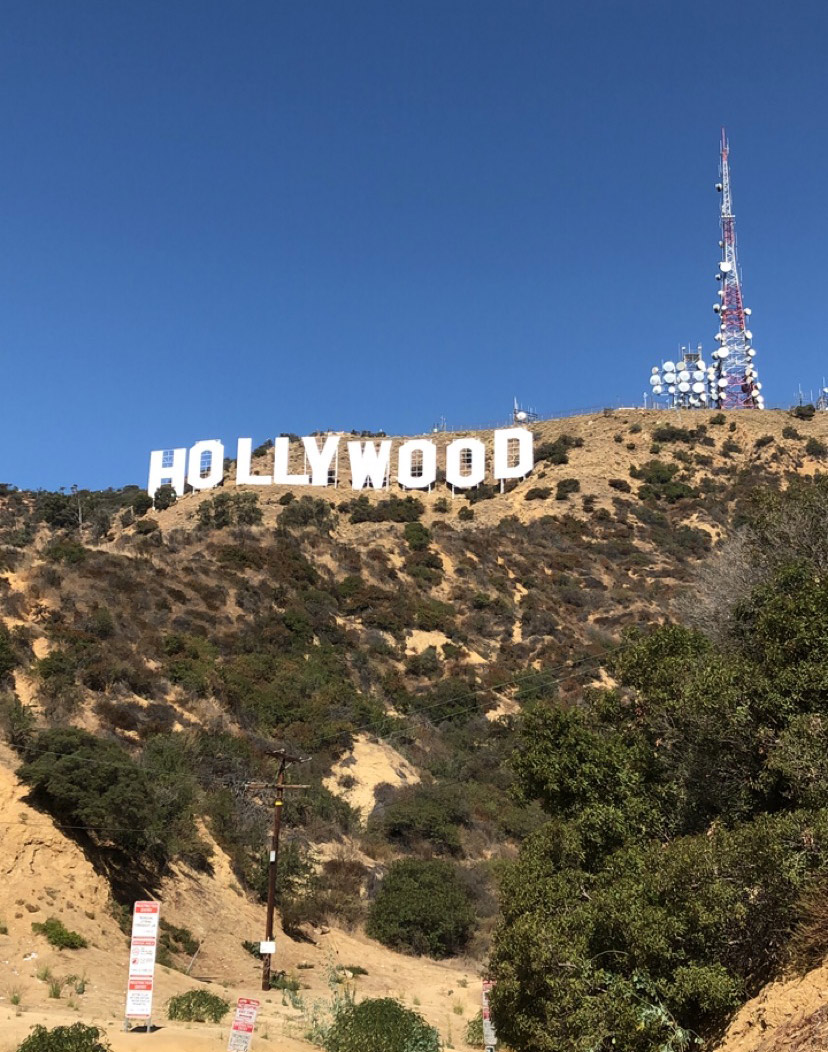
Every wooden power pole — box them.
[246,749,308,992]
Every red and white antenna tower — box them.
[710,129,763,409]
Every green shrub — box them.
[366,859,474,958]
[792,404,816,420]
[18,728,201,868]
[280,496,335,530]
[404,521,431,551]
[608,478,631,493]
[31,918,87,950]
[465,1011,484,1045]
[134,517,159,535]
[555,478,580,501]
[782,425,802,440]
[166,989,230,1023]
[709,412,726,424]
[152,484,177,511]
[131,492,153,517]
[349,495,424,524]
[433,497,449,513]
[16,1024,111,1052]
[535,434,584,466]
[323,997,440,1052]
[754,435,774,450]
[806,437,828,458]
[524,487,551,501]
[457,506,474,521]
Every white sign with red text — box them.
[227,997,261,1051]
[482,979,497,1050]
[125,901,160,1019]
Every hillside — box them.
[3,406,828,1051]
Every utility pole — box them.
[244,749,308,992]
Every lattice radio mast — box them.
[710,129,763,409]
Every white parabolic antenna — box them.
[720,261,732,273]
[649,374,660,386]
[663,361,676,372]
[692,381,706,394]
[663,371,676,384]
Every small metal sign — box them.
[125,901,161,1023]
[482,979,497,1048]
[227,997,260,1051]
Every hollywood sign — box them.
[147,428,534,496]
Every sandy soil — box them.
[323,735,420,820]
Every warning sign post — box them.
[125,901,160,1030]
[227,997,260,1051]
[482,979,497,1051]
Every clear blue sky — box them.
[2,0,826,490]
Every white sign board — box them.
[227,997,260,1052]
[482,979,497,1049]
[125,901,160,1019]
[147,428,534,497]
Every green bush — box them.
[31,918,87,950]
[806,437,828,458]
[280,496,335,530]
[18,728,201,868]
[709,412,726,425]
[366,859,474,958]
[535,434,584,466]
[782,425,802,440]
[524,487,551,501]
[152,484,177,511]
[166,989,230,1023]
[608,478,631,493]
[792,403,816,420]
[323,997,440,1052]
[404,521,431,551]
[465,1011,484,1045]
[457,506,474,521]
[555,478,580,501]
[16,1024,111,1052]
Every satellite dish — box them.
[744,330,753,340]
[692,382,706,394]
[716,183,723,191]
[697,360,707,370]
[716,274,723,281]
[755,382,763,390]
[651,366,660,374]
[713,304,721,313]
[663,361,676,372]
[700,393,708,402]
[668,385,676,394]
[714,333,724,342]
[748,348,756,357]
[692,370,705,381]
[718,377,729,388]
[720,261,732,273]
[679,381,691,392]
[678,370,691,382]
[516,411,528,421]
[649,374,660,386]
[744,307,752,315]
[663,371,677,384]
[653,385,663,394]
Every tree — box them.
[366,859,474,958]
[490,556,828,1051]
